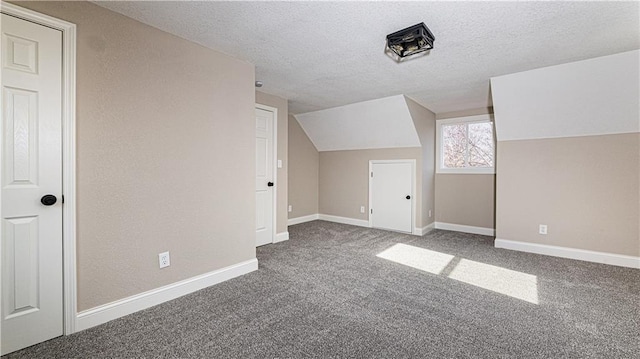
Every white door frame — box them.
[368,159,416,233]
[0,1,77,335]
[255,103,277,244]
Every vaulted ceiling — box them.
[95,1,640,115]
[295,95,421,151]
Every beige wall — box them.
[435,175,495,228]
[255,91,288,234]
[405,97,436,227]
[319,148,424,227]
[15,1,256,311]
[435,107,496,229]
[496,133,639,256]
[288,115,319,219]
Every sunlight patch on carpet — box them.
[377,243,454,275]
[448,258,539,304]
[377,243,538,304]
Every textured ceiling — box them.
[94,1,640,115]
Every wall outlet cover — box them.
[159,251,171,268]
[539,225,548,235]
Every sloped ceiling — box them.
[295,95,420,152]
[491,50,640,141]
[93,1,640,114]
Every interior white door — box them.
[1,13,63,355]
[255,108,274,246]
[370,162,413,233]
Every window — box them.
[436,115,495,174]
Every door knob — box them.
[267,182,274,187]
[406,195,411,200]
[41,194,57,206]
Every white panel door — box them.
[255,108,274,247]
[1,14,63,355]
[370,162,413,233]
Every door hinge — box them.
[370,209,373,214]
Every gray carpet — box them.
[6,220,640,358]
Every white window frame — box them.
[436,114,495,174]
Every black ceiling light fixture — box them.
[386,22,435,62]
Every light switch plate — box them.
[277,160,282,168]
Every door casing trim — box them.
[0,1,78,336]
[255,103,278,245]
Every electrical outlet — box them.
[428,210,432,218]
[360,206,365,214]
[158,251,170,268]
[288,205,292,212]
[539,225,548,235]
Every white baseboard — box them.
[301,214,435,237]
[274,231,289,243]
[288,214,319,226]
[495,239,640,269]
[318,214,431,236]
[435,222,495,236]
[318,214,370,228]
[75,258,259,332]
[414,222,435,236]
